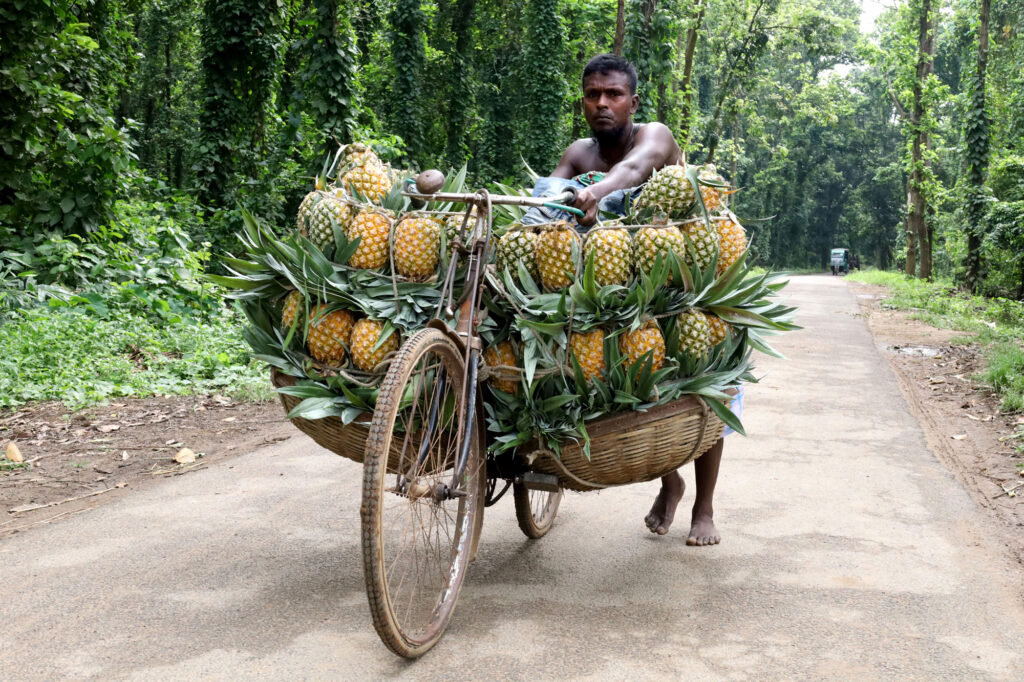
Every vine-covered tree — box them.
[389,0,427,165]
[519,0,568,173]
[0,1,135,236]
[195,0,283,208]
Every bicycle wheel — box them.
[361,327,484,658]
[513,482,562,539]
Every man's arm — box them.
[575,122,681,224]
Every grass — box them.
[0,303,274,410]
[847,269,1024,413]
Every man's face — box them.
[582,70,638,142]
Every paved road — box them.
[2,275,1023,680]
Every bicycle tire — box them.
[361,327,484,658]
[513,483,562,539]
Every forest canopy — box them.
[2,0,1023,295]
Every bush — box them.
[0,304,272,409]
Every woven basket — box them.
[271,369,372,464]
[523,390,733,492]
[273,368,732,491]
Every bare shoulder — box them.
[553,138,601,176]
[635,122,682,165]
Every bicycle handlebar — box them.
[401,179,585,219]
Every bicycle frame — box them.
[400,184,578,496]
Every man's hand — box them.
[574,187,600,227]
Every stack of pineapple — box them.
[219,146,796,452]
[480,162,796,452]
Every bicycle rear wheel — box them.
[513,483,562,539]
[361,327,484,658]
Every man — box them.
[523,53,681,227]
[526,54,727,546]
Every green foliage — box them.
[194,0,284,208]
[302,0,358,154]
[519,0,569,173]
[389,0,427,165]
[980,342,1024,412]
[0,304,270,410]
[0,1,136,236]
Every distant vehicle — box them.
[830,248,852,275]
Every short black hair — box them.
[582,54,638,95]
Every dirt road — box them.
[2,274,1023,680]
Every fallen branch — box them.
[993,482,1023,499]
[7,485,124,514]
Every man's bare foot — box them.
[644,472,684,535]
[686,512,720,546]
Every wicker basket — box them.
[271,369,372,464]
[273,368,732,492]
[522,391,732,492]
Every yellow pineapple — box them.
[342,143,380,167]
[443,208,477,255]
[677,308,711,359]
[307,305,355,365]
[618,321,666,371]
[705,311,730,346]
[483,341,519,394]
[680,220,720,271]
[535,222,580,291]
[281,290,305,332]
[303,190,353,250]
[569,328,606,382]
[338,148,391,203]
[394,213,442,280]
[634,225,687,277]
[349,318,399,371]
[583,228,633,286]
[714,214,748,274]
[496,227,538,278]
[635,164,696,215]
[698,164,729,213]
[345,208,393,269]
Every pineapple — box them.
[304,190,353,250]
[342,143,380,167]
[618,321,666,371]
[634,225,687,277]
[349,318,399,371]
[677,308,711,359]
[296,171,331,234]
[394,213,442,280]
[635,164,696,216]
[583,228,633,286]
[715,214,748,274]
[483,341,519,394]
[281,290,306,332]
[535,222,581,291]
[698,164,728,213]
[345,208,393,270]
[496,227,538,278]
[307,305,355,366]
[705,311,730,346]
[569,328,606,382]
[338,152,391,204]
[680,220,720,271]
[443,208,476,255]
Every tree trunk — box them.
[907,0,935,279]
[613,0,625,55]
[676,0,704,147]
[164,39,173,183]
[904,183,917,276]
[964,0,990,292]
